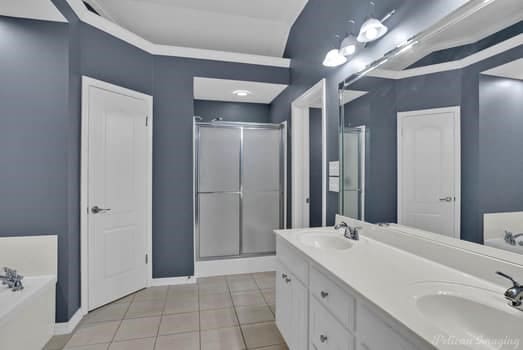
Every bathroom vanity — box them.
[275,221,523,350]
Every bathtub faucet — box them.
[0,267,24,291]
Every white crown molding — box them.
[65,0,291,68]
[368,33,523,80]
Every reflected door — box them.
[343,126,366,220]
[398,107,460,238]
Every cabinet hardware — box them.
[285,278,291,283]
[281,273,287,279]
[321,291,329,298]
[320,334,328,343]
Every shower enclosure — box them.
[194,121,284,260]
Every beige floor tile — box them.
[164,294,198,314]
[125,300,165,319]
[133,286,168,301]
[108,337,155,350]
[199,292,233,310]
[253,271,275,279]
[112,294,134,304]
[255,277,276,290]
[159,312,199,335]
[113,316,160,341]
[253,345,289,350]
[241,322,283,349]
[228,279,258,292]
[236,305,274,325]
[231,290,266,307]
[199,281,228,294]
[198,276,226,284]
[200,308,238,330]
[45,334,72,349]
[65,321,120,348]
[168,284,198,298]
[155,332,200,350]
[261,289,275,305]
[269,304,276,314]
[201,327,245,350]
[64,344,109,350]
[83,303,129,324]
[226,273,254,281]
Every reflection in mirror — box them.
[339,0,523,257]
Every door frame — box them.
[397,106,461,239]
[80,76,153,315]
[291,79,327,228]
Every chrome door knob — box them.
[91,206,111,214]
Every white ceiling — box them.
[482,58,523,81]
[382,0,523,70]
[194,77,288,104]
[0,0,66,22]
[88,0,308,57]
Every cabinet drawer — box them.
[277,238,308,285]
[310,297,354,350]
[310,266,355,331]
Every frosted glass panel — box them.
[242,192,280,254]
[199,193,240,258]
[243,129,281,192]
[199,127,240,192]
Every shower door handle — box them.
[439,196,453,202]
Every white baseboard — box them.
[54,308,83,335]
[195,255,277,278]
[151,276,196,287]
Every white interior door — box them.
[398,107,460,238]
[86,81,150,310]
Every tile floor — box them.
[45,272,288,350]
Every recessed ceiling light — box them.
[233,90,251,97]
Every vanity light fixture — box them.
[323,35,348,67]
[357,2,395,43]
[232,89,251,97]
[340,20,359,57]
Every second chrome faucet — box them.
[335,221,361,241]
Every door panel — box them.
[199,193,240,258]
[243,128,281,192]
[242,192,280,254]
[88,85,149,310]
[399,109,458,238]
[198,127,241,192]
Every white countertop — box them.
[275,227,521,350]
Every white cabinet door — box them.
[310,297,354,350]
[276,267,292,345]
[290,276,308,350]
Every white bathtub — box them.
[0,275,56,350]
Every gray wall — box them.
[309,108,322,227]
[194,100,271,123]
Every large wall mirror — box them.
[339,0,523,256]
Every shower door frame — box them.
[194,120,286,261]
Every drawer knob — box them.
[281,273,287,279]
[320,291,329,298]
[320,334,328,343]
[285,277,291,283]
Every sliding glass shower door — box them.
[195,122,284,260]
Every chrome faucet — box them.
[504,231,523,246]
[496,271,523,309]
[335,221,361,241]
[0,267,24,292]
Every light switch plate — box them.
[329,161,340,176]
[329,177,339,192]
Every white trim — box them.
[151,277,197,287]
[397,106,461,239]
[282,121,288,229]
[369,34,523,80]
[66,0,291,68]
[54,309,83,335]
[291,79,328,228]
[81,76,154,315]
[195,256,277,278]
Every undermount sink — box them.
[411,282,523,349]
[299,233,353,250]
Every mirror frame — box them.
[337,0,523,267]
